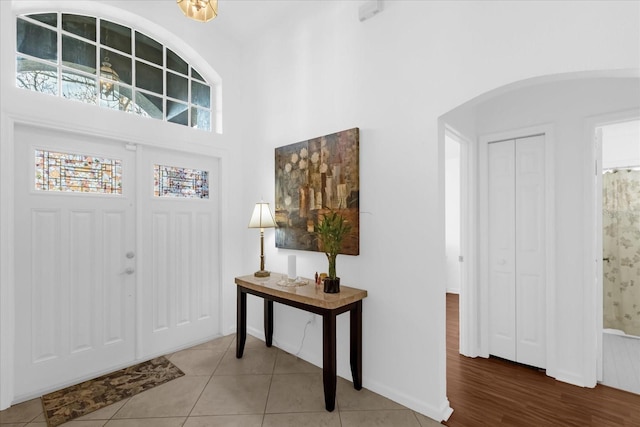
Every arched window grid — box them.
[16,12,213,132]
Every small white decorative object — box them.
[288,255,297,280]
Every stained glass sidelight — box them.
[154,164,209,199]
[35,150,122,194]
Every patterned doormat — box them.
[41,356,184,427]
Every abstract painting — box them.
[275,127,359,255]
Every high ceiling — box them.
[200,0,334,45]
[96,0,344,46]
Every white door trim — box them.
[478,124,556,376]
[0,115,17,410]
[584,109,640,387]
[444,125,478,357]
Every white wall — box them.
[602,120,640,169]
[237,0,640,421]
[2,0,640,420]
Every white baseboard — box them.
[553,369,589,388]
[364,376,453,422]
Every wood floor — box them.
[444,293,640,426]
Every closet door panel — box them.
[488,140,516,361]
[515,135,546,368]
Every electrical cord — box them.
[295,318,313,357]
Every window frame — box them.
[15,12,213,132]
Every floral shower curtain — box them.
[603,169,640,337]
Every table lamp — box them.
[248,201,277,277]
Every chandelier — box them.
[177,0,218,23]
[99,56,119,99]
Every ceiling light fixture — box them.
[177,0,218,23]
[99,56,119,99]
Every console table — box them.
[235,274,367,411]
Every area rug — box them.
[41,356,184,427]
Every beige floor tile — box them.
[58,421,107,426]
[112,376,208,419]
[273,349,321,374]
[214,345,276,375]
[169,348,225,376]
[76,399,129,421]
[262,411,341,427]
[104,418,185,427]
[336,377,405,411]
[190,374,271,416]
[190,334,234,351]
[340,409,422,427]
[30,413,45,422]
[230,334,269,350]
[414,411,444,426]
[7,335,428,427]
[265,373,326,413]
[182,414,263,427]
[0,399,43,424]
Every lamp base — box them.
[254,270,270,277]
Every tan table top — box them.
[235,274,367,309]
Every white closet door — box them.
[488,140,517,361]
[488,135,546,369]
[515,135,546,368]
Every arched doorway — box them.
[440,71,640,392]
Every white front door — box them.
[14,125,136,398]
[139,147,220,356]
[488,135,546,368]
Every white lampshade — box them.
[177,0,218,23]
[248,202,277,229]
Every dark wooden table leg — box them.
[236,287,247,358]
[350,300,363,390]
[322,311,337,411]
[264,299,273,347]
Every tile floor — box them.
[0,335,441,427]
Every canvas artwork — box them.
[275,128,359,255]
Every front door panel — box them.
[139,146,220,356]
[14,124,136,398]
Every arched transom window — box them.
[16,12,213,131]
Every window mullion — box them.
[131,27,136,113]
[96,18,101,104]
[57,11,62,97]
[163,45,167,122]
[188,67,192,128]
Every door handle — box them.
[126,252,135,259]
[125,267,135,275]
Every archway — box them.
[439,70,640,396]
